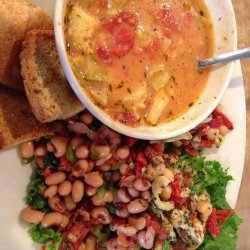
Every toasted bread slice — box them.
[0,0,52,91]
[20,30,84,123]
[0,85,55,149]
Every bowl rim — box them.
[54,0,237,140]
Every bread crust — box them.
[0,85,55,149]
[20,29,84,123]
[0,0,52,91]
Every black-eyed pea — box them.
[85,235,97,250]
[91,207,110,224]
[63,195,77,211]
[34,146,46,157]
[86,186,97,196]
[69,137,85,150]
[117,188,131,203]
[45,172,66,186]
[58,181,72,196]
[91,190,113,206]
[75,146,89,159]
[20,141,34,158]
[43,185,58,198]
[127,186,140,198]
[21,207,44,224]
[134,178,151,192]
[117,225,137,236]
[50,136,68,158]
[141,190,151,200]
[115,146,130,159]
[48,195,66,213]
[84,172,103,188]
[41,212,63,228]
[60,215,69,229]
[137,228,155,249]
[127,199,148,214]
[128,216,146,231]
[72,180,84,203]
[79,113,94,125]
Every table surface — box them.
[231,0,250,249]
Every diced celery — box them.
[148,64,165,77]
[146,89,169,125]
[151,71,170,91]
[86,55,106,82]
[66,145,77,163]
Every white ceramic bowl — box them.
[54,0,237,140]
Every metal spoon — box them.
[197,47,250,70]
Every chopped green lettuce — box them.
[28,224,62,250]
[27,178,50,213]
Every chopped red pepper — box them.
[43,167,52,178]
[144,146,158,161]
[58,154,73,172]
[170,182,186,208]
[200,139,215,148]
[135,162,144,178]
[152,142,165,155]
[124,137,138,147]
[135,152,147,166]
[112,216,126,225]
[106,156,117,165]
[206,208,233,237]
[146,219,168,240]
[208,119,223,128]
[184,144,199,157]
[212,109,234,130]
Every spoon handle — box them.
[198,47,250,69]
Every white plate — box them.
[0,1,246,249]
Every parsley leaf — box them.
[26,178,50,213]
[28,224,62,250]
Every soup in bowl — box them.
[54,0,236,140]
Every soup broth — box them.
[65,0,213,127]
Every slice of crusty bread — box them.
[0,85,55,149]
[20,29,84,123]
[0,0,52,91]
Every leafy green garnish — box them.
[106,203,117,214]
[162,240,171,250]
[92,226,108,244]
[27,178,50,213]
[66,145,77,163]
[90,150,101,160]
[176,155,233,192]
[175,155,242,250]
[21,156,34,165]
[97,186,106,198]
[111,163,121,170]
[37,153,59,176]
[28,224,62,250]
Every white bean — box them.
[128,217,146,231]
[117,225,137,236]
[21,207,44,224]
[72,180,84,203]
[69,137,85,150]
[63,195,77,211]
[127,186,140,198]
[127,199,148,214]
[84,172,103,188]
[134,178,151,191]
[45,172,66,186]
[115,146,130,159]
[117,188,131,203]
[75,146,89,159]
[50,136,68,158]
[44,185,58,198]
[41,212,63,228]
[138,228,155,249]
[58,181,72,196]
[20,141,34,158]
